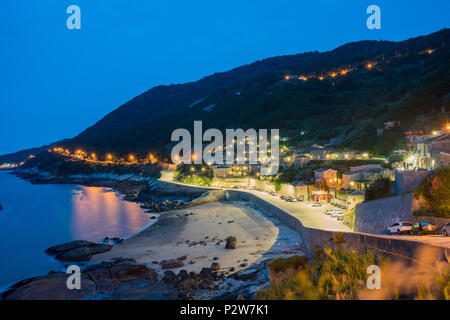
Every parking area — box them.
[246,190,350,232]
[244,190,449,248]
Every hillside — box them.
[3,29,450,164]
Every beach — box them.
[92,200,304,275]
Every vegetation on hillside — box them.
[257,247,381,300]
[57,29,450,160]
[21,152,161,178]
[414,168,450,218]
[257,245,450,300]
[173,164,213,186]
[364,177,392,201]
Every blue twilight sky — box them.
[0,0,449,155]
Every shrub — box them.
[345,208,355,230]
[268,256,308,273]
[414,168,450,218]
[365,177,391,201]
[257,246,379,300]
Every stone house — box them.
[314,168,337,186]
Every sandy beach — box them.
[92,200,303,274]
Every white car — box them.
[326,208,343,216]
[442,223,450,236]
[387,222,413,235]
[332,210,344,220]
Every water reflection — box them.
[71,186,149,241]
[0,172,151,290]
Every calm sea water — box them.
[0,171,152,290]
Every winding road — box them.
[158,176,450,249]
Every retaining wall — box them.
[354,194,423,234]
[394,170,429,195]
[354,193,450,234]
[154,181,450,262]
[226,191,449,261]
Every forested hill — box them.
[3,29,450,164]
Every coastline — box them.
[1,169,305,299]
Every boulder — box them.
[162,271,176,283]
[2,272,96,300]
[160,259,184,270]
[46,240,113,261]
[225,236,237,249]
[210,262,221,271]
[232,268,261,281]
[110,264,151,280]
[200,268,211,277]
[178,270,189,280]
[54,243,113,262]
[56,247,93,261]
[45,240,93,255]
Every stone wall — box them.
[394,170,429,195]
[354,194,423,234]
[226,190,449,261]
[354,193,450,233]
[151,180,212,197]
[153,180,450,262]
[278,183,296,197]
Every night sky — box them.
[1,0,449,155]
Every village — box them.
[169,123,450,234]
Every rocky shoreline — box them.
[11,168,196,208]
[1,254,276,300]
[2,169,305,300]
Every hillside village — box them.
[171,124,450,230]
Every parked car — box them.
[411,222,437,235]
[279,195,286,200]
[285,196,294,202]
[326,208,342,216]
[331,210,344,220]
[387,222,413,235]
[312,202,322,207]
[442,223,450,236]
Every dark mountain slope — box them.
[3,29,449,164]
[66,29,450,158]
